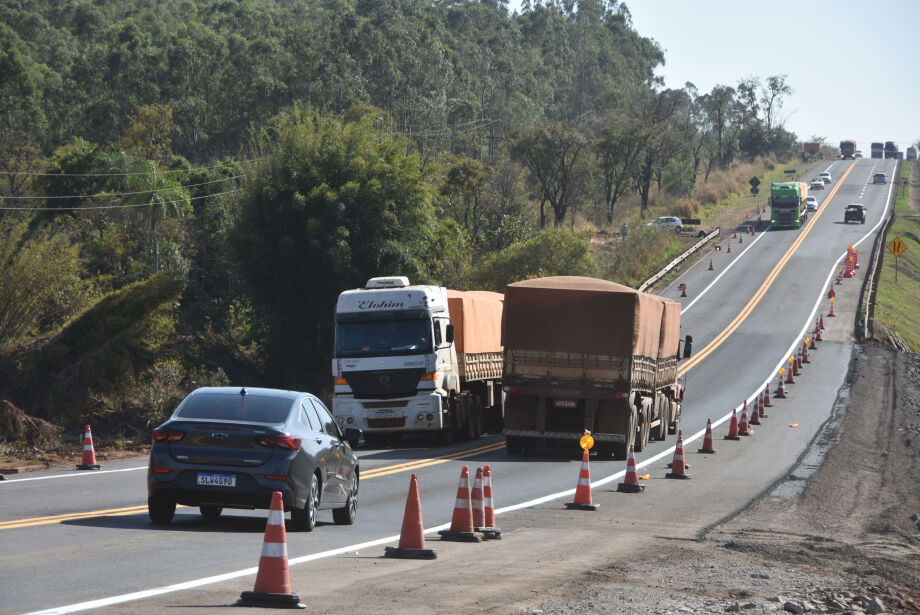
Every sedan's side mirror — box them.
[682,335,693,359]
[344,427,362,449]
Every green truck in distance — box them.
[770,181,808,229]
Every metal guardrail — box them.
[858,160,901,344]
[639,228,721,292]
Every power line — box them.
[0,189,241,211]
[0,175,244,200]
[0,158,260,178]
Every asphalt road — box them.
[0,158,899,615]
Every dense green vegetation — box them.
[0,0,800,436]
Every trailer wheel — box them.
[612,408,637,460]
[471,397,483,440]
[668,401,680,434]
[634,407,650,452]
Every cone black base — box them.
[564,502,599,510]
[384,545,437,559]
[616,483,644,493]
[665,473,691,479]
[738,429,754,436]
[749,418,761,425]
[667,462,690,469]
[475,526,502,539]
[76,464,101,470]
[437,530,481,542]
[237,591,306,609]
[724,435,741,441]
[697,447,717,454]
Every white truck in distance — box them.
[332,277,503,445]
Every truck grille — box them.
[344,369,425,399]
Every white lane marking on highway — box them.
[680,226,771,315]
[24,161,899,615]
[0,465,147,484]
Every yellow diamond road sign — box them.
[887,237,907,258]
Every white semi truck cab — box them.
[334,276,506,445]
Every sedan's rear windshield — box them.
[176,393,293,423]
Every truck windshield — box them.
[335,318,433,357]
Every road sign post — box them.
[887,237,908,283]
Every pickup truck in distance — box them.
[844,204,866,224]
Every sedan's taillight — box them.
[152,427,185,443]
[256,434,302,451]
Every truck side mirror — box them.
[445,324,454,344]
[683,335,693,359]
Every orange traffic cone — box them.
[385,474,437,559]
[739,234,743,244]
[809,334,817,350]
[439,466,482,541]
[617,444,645,492]
[763,384,772,407]
[727,242,732,254]
[666,431,690,479]
[749,395,761,426]
[471,467,484,530]
[819,314,825,330]
[76,425,101,470]
[828,299,836,317]
[237,491,305,609]
[566,449,599,510]
[776,373,787,398]
[758,390,768,418]
[815,326,823,342]
[477,466,501,539]
[698,418,717,454]
[725,409,741,440]
[802,341,810,363]
[738,403,753,436]
[709,259,714,271]
[786,361,796,384]
[793,350,801,376]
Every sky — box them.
[622,0,920,151]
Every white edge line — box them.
[23,161,898,615]
[1,465,147,484]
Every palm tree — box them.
[123,159,190,273]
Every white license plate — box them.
[375,409,396,418]
[197,472,236,487]
[554,399,577,408]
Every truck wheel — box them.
[612,409,636,460]
[669,401,680,434]
[505,436,523,455]
[634,407,650,452]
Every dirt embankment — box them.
[524,343,920,614]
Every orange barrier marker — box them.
[786,358,796,384]
[566,449,599,510]
[749,396,761,426]
[238,491,305,609]
[758,390,769,419]
[386,474,438,559]
[789,423,799,428]
[477,466,501,539]
[802,340,810,363]
[809,333,817,349]
[725,409,741,440]
[698,418,717,454]
[76,425,101,470]
[617,444,645,492]
[738,403,753,436]
[828,297,836,317]
[438,466,482,541]
[775,371,787,398]
[666,430,690,479]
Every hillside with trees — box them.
[0,0,798,440]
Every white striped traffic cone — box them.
[476,466,501,539]
[438,466,481,541]
[76,425,101,470]
[237,491,305,609]
[665,430,690,479]
[566,449,598,510]
[617,444,645,492]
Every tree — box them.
[760,74,792,132]
[120,104,178,166]
[509,122,587,227]
[593,113,645,224]
[122,159,192,274]
[230,107,436,389]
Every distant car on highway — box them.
[805,196,818,212]
[844,204,867,224]
[646,216,683,231]
[147,387,361,531]
[873,173,887,184]
[818,172,832,184]
[809,179,824,190]
[855,150,863,158]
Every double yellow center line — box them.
[0,441,507,530]
[679,163,855,375]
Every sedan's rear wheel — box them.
[199,505,222,520]
[291,473,318,532]
[333,474,358,525]
[148,494,176,525]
